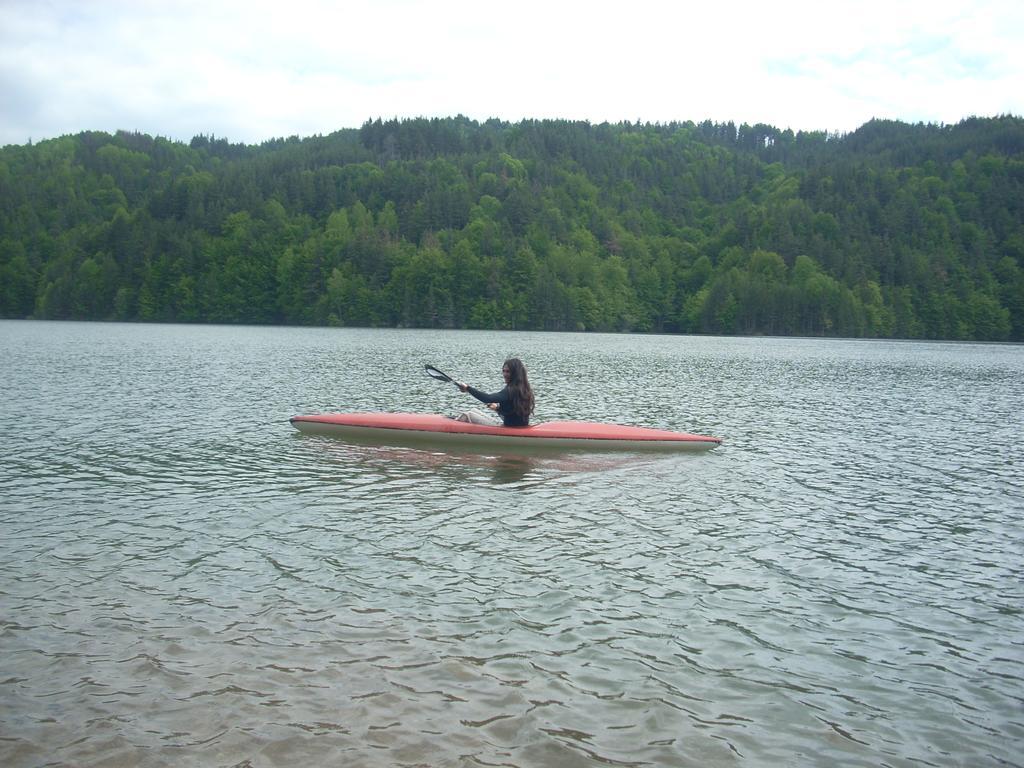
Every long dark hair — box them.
[504,358,535,421]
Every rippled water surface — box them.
[1,321,1022,767]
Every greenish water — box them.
[1,321,1022,767]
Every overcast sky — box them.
[1,0,1022,147]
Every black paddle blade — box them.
[424,364,453,383]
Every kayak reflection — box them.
[296,435,659,485]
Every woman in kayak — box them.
[456,358,535,427]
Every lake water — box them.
[1,321,1022,767]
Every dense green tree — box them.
[1,117,1022,340]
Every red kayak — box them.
[290,412,721,453]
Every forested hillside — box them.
[2,115,1023,340]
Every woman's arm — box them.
[461,385,509,410]
[464,385,502,403]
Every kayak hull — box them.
[289,413,721,453]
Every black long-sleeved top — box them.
[466,385,529,427]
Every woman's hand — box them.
[487,402,498,411]
[457,382,468,392]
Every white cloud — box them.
[1,0,1021,146]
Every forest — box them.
[1,115,1023,340]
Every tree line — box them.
[1,115,1022,340]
